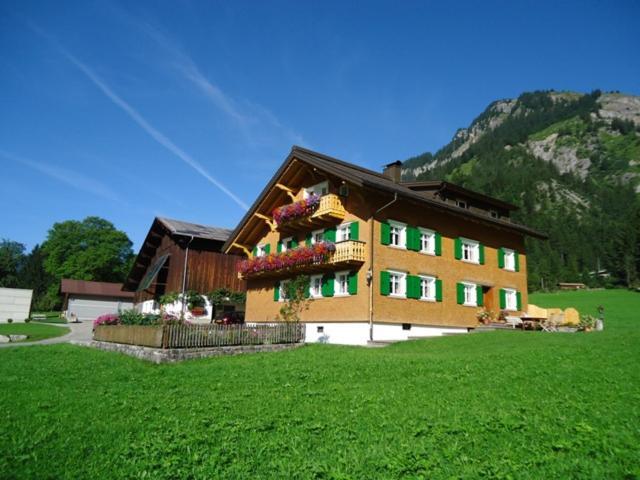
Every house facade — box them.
[224,147,546,345]
[123,217,246,319]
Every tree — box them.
[18,245,55,311]
[0,239,26,288]
[277,275,312,323]
[41,217,134,308]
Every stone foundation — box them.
[72,340,304,363]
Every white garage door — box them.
[67,295,133,322]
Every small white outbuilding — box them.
[0,288,33,323]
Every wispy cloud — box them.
[28,23,249,211]
[1,150,122,203]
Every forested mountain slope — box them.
[402,90,640,290]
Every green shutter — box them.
[498,248,505,269]
[305,232,312,247]
[381,221,391,245]
[273,281,280,302]
[290,238,298,249]
[407,226,420,251]
[516,291,522,310]
[435,279,443,302]
[479,244,485,265]
[380,271,390,296]
[348,271,358,295]
[277,240,283,253]
[252,246,258,257]
[476,285,484,306]
[456,283,465,305]
[454,238,462,260]
[321,274,334,297]
[435,232,442,256]
[324,226,336,243]
[499,289,506,309]
[349,222,359,241]
[304,282,311,299]
[514,252,520,272]
[407,275,420,299]
[264,244,271,255]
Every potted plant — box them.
[578,314,597,332]
[476,309,495,325]
[185,291,206,316]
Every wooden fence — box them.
[94,323,305,349]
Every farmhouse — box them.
[123,217,246,318]
[224,146,547,345]
[61,280,133,322]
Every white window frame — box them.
[503,248,516,271]
[389,220,407,249]
[304,180,329,198]
[334,270,350,297]
[456,199,468,209]
[281,236,292,252]
[309,274,323,298]
[336,222,352,243]
[311,229,324,245]
[461,238,480,264]
[388,270,407,298]
[504,288,517,310]
[256,244,268,257]
[462,282,478,307]
[419,228,436,255]
[279,280,290,303]
[419,275,436,302]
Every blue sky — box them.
[1,1,639,251]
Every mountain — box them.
[401,90,640,291]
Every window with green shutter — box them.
[499,289,506,309]
[380,221,391,245]
[435,279,443,302]
[321,273,335,297]
[349,222,359,241]
[498,247,505,268]
[277,240,283,253]
[252,246,258,257]
[406,226,420,251]
[516,291,522,310]
[406,275,420,299]
[305,232,312,247]
[348,271,358,295]
[514,252,520,272]
[435,232,442,256]
[479,244,485,265]
[273,281,280,302]
[476,285,484,306]
[454,238,462,259]
[456,282,465,304]
[380,271,390,295]
[290,238,298,249]
[324,226,336,243]
[264,243,271,255]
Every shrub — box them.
[24,318,31,323]
[94,314,120,329]
[578,314,597,331]
[119,310,163,326]
[7,318,13,324]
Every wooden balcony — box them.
[239,240,366,280]
[276,194,346,233]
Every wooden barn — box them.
[123,217,246,315]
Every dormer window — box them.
[304,180,329,198]
[456,199,467,209]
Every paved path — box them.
[0,321,93,348]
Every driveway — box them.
[0,321,93,348]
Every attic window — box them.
[490,210,499,219]
[456,199,467,209]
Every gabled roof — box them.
[156,217,233,242]
[60,279,134,298]
[401,181,519,211]
[223,146,547,252]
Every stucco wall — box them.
[0,288,33,323]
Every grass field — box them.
[30,311,67,324]
[1,290,638,478]
[0,323,70,342]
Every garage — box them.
[60,279,134,322]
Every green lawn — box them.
[0,323,70,342]
[30,311,67,324]
[1,290,639,479]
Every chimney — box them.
[382,160,403,183]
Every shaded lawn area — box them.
[30,311,67,324]
[0,290,639,478]
[0,323,70,342]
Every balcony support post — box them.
[232,242,252,257]
[254,213,276,232]
[275,183,297,201]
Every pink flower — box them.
[273,194,320,225]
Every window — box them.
[402,323,411,331]
[389,271,407,297]
[304,180,329,198]
[461,239,480,263]
[503,249,516,271]
[256,244,268,257]
[419,275,436,301]
[311,229,324,245]
[280,237,296,252]
[310,275,323,298]
[337,223,351,242]
[317,326,324,333]
[334,271,350,296]
[456,199,468,209]
[278,281,290,302]
[504,288,517,310]
[419,228,436,255]
[462,282,477,306]
[389,221,406,248]
[489,210,499,219]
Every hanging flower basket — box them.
[273,194,321,225]
[238,241,336,275]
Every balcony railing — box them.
[275,194,346,232]
[239,240,366,279]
